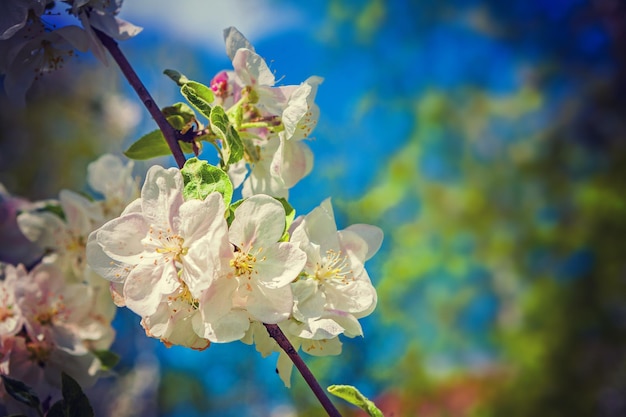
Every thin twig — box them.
[93,28,187,169]
[264,324,342,417]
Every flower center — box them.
[26,340,52,367]
[168,281,199,310]
[0,305,14,322]
[149,227,188,263]
[231,251,257,278]
[315,249,352,284]
[230,246,266,279]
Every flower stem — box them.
[93,28,187,169]
[264,324,343,417]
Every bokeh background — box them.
[2,0,626,416]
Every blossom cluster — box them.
[0,0,141,105]
[0,154,139,410]
[1,10,383,408]
[85,28,384,386]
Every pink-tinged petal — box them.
[59,189,101,235]
[86,232,132,283]
[274,137,313,189]
[184,235,232,297]
[120,198,142,215]
[109,281,125,306]
[196,275,246,342]
[245,285,293,324]
[0,264,25,336]
[290,198,340,254]
[95,212,148,263]
[90,13,142,41]
[17,210,66,249]
[143,303,209,350]
[223,26,254,60]
[254,242,306,289]
[123,261,179,316]
[281,83,311,139]
[178,192,225,244]
[230,195,286,248]
[140,165,184,226]
[341,224,383,261]
[231,48,274,87]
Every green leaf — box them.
[226,199,244,226]
[210,106,244,165]
[37,202,66,221]
[275,197,296,241]
[165,115,186,131]
[163,69,190,86]
[163,102,197,131]
[46,401,64,417]
[124,130,195,160]
[181,81,214,119]
[327,385,383,417]
[60,372,94,417]
[92,350,120,371]
[1,375,40,410]
[124,129,171,160]
[181,158,233,206]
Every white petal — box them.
[341,224,383,261]
[276,351,294,388]
[274,137,313,189]
[246,285,293,324]
[229,195,286,248]
[223,26,254,60]
[301,337,342,357]
[90,13,143,41]
[123,261,178,316]
[86,231,131,283]
[292,279,326,321]
[231,48,274,87]
[96,212,148,263]
[254,242,306,289]
[140,165,184,226]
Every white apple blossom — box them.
[0,263,25,337]
[289,199,383,332]
[0,184,44,267]
[70,0,142,64]
[1,23,90,106]
[87,153,140,220]
[0,0,49,41]
[213,27,323,198]
[17,189,103,280]
[86,165,227,320]
[194,194,307,342]
[0,261,113,409]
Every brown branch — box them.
[264,324,342,417]
[93,28,187,169]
